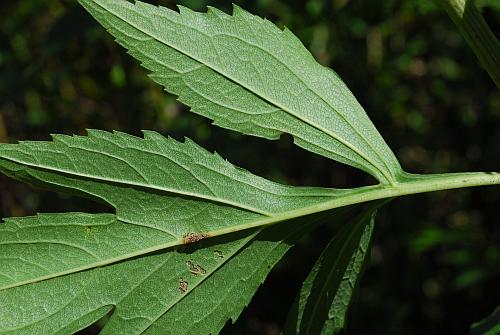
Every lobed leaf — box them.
[78,0,403,184]
[2,2,500,333]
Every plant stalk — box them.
[220,171,500,234]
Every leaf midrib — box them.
[2,153,273,216]
[205,30,396,181]
[137,232,258,334]
[2,171,498,292]
[91,0,395,184]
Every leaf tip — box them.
[176,4,195,17]
[50,132,71,143]
[231,3,246,17]
[85,128,104,137]
[141,129,160,140]
[206,5,227,18]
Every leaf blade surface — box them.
[0,130,345,290]
[283,206,377,334]
[0,209,340,335]
[78,0,402,183]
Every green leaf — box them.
[2,2,500,333]
[283,204,378,335]
[0,130,341,290]
[0,207,346,334]
[471,305,500,335]
[0,130,498,291]
[78,0,403,184]
[1,132,497,334]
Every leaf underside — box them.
[4,1,492,334]
[0,130,344,291]
[78,0,403,184]
[0,128,354,334]
[0,173,353,335]
[283,207,377,335]
[0,214,309,334]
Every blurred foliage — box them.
[1,0,499,334]
[471,305,500,335]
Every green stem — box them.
[214,171,500,235]
[436,0,500,89]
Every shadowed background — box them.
[0,0,499,334]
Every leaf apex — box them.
[206,5,227,17]
[50,133,70,142]
[141,129,159,139]
[231,3,246,17]
[176,4,195,16]
[85,128,106,137]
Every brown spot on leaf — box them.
[214,250,224,259]
[183,232,209,244]
[186,259,206,276]
[179,278,188,294]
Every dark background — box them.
[1,0,499,334]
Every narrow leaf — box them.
[78,0,403,184]
[283,205,378,335]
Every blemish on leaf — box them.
[84,226,93,234]
[183,232,209,244]
[214,250,224,259]
[186,259,207,276]
[179,278,188,294]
